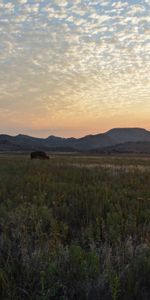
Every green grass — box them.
[0,154,150,299]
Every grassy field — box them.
[0,154,150,300]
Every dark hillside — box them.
[94,141,150,154]
[0,128,150,152]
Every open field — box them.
[0,154,150,300]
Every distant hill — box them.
[106,128,150,143]
[93,141,150,154]
[0,128,150,153]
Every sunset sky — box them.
[0,0,150,137]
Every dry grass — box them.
[0,153,150,299]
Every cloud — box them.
[19,0,28,3]
[0,0,149,135]
[112,1,128,9]
[128,4,146,15]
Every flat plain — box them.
[0,154,150,300]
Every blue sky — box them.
[0,0,150,137]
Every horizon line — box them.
[0,127,149,140]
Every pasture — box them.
[0,153,150,300]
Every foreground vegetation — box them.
[0,154,150,299]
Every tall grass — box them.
[0,155,150,299]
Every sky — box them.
[0,0,150,137]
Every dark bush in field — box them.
[0,155,150,299]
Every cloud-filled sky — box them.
[0,0,150,137]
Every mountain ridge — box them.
[0,127,150,153]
